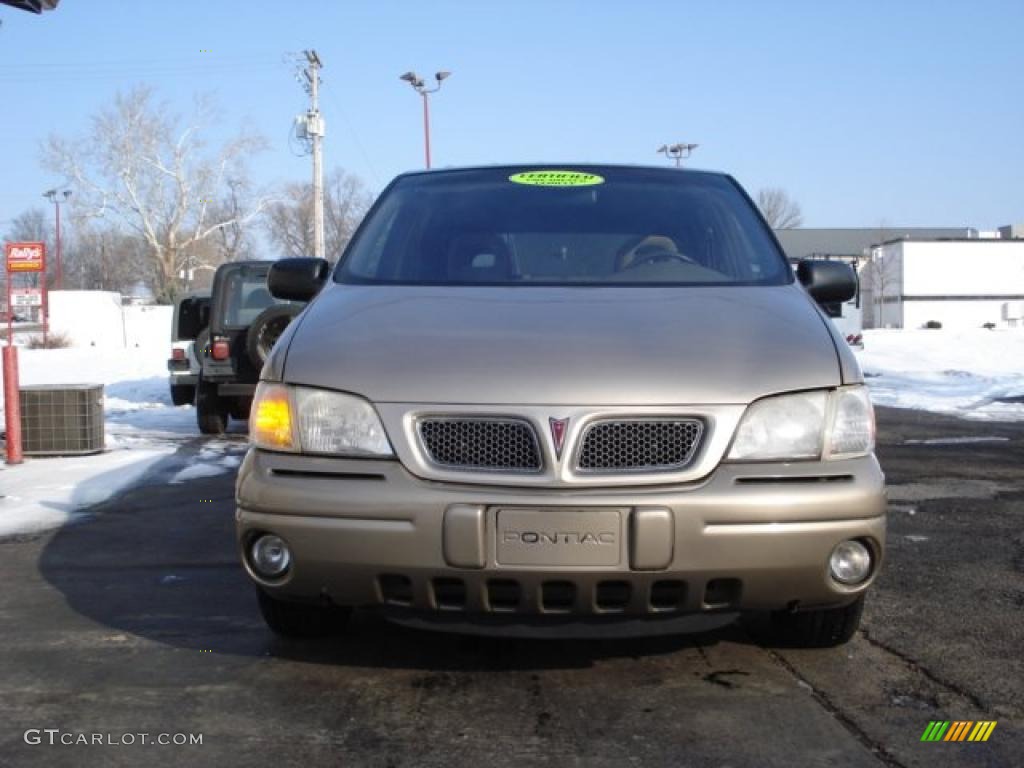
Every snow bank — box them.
[0,449,169,537]
[48,291,173,349]
[857,329,1024,421]
[0,307,199,537]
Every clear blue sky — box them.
[1,0,1022,234]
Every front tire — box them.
[762,595,865,648]
[196,377,228,434]
[170,383,196,406]
[257,590,351,638]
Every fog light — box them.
[829,540,872,585]
[250,534,291,578]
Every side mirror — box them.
[268,257,330,302]
[797,259,857,305]
[176,295,211,340]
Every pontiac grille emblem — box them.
[549,418,569,458]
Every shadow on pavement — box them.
[36,442,754,672]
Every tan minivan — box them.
[236,165,885,647]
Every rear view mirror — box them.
[176,295,211,340]
[797,259,857,305]
[268,257,330,302]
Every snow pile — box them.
[47,291,173,349]
[0,449,169,537]
[47,291,123,347]
[1,301,211,538]
[857,329,1024,421]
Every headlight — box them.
[250,382,393,457]
[294,387,393,456]
[727,391,827,461]
[826,386,875,458]
[727,386,874,462]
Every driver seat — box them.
[615,234,681,271]
[446,234,512,282]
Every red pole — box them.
[40,273,48,347]
[55,199,62,291]
[3,338,23,465]
[5,271,10,348]
[422,91,431,169]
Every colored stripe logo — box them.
[920,721,997,742]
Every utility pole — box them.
[657,143,699,167]
[303,50,326,260]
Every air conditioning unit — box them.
[19,384,105,455]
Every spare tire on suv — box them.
[246,304,303,367]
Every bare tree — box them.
[206,177,259,263]
[264,168,371,261]
[41,86,272,301]
[757,187,804,229]
[64,222,148,294]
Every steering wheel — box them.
[621,249,695,270]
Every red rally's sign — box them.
[5,242,46,273]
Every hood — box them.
[281,284,841,405]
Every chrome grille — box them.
[418,417,542,472]
[576,419,703,472]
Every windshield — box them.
[337,167,790,287]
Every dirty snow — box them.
[0,449,169,537]
[857,329,1024,421]
[169,443,243,484]
[1,296,245,538]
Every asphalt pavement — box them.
[0,407,1021,768]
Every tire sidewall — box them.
[245,305,302,368]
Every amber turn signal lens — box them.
[251,383,295,451]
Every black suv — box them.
[176,260,301,433]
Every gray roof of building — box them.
[774,227,976,261]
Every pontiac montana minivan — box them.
[236,165,885,647]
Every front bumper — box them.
[236,450,886,617]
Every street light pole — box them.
[400,70,451,169]
[43,188,72,290]
[657,143,699,167]
[421,90,431,169]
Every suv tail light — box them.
[171,348,185,361]
[211,338,231,360]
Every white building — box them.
[867,239,1024,329]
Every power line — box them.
[0,54,280,83]
[317,78,383,189]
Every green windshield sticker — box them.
[509,170,605,187]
